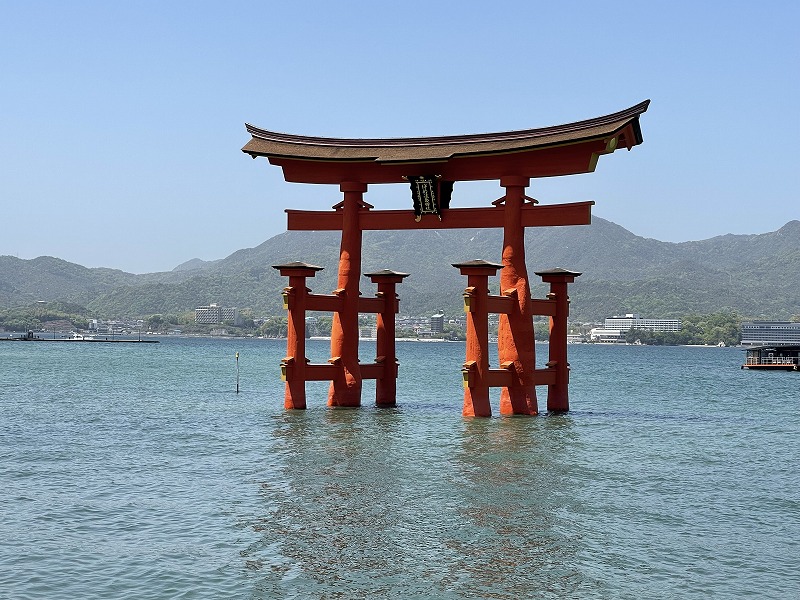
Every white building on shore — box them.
[588,328,626,343]
[587,313,682,343]
[195,303,242,326]
[603,314,681,332]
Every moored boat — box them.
[742,345,800,370]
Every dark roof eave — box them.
[242,100,650,162]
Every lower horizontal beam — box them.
[529,299,556,317]
[304,363,338,380]
[532,368,557,386]
[286,361,395,382]
[485,369,513,387]
[287,201,593,231]
[358,297,397,314]
[305,294,343,312]
[360,362,390,379]
[466,367,558,388]
[486,295,515,315]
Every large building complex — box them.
[741,321,800,346]
[195,303,242,326]
[603,314,681,332]
[588,313,682,343]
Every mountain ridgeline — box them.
[2,217,799,321]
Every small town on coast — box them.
[3,300,798,349]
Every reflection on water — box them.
[244,402,600,598]
[444,416,597,598]
[248,409,417,597]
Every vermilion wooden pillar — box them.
[366,269,409,407]
[453,260,503,417]
[535,268,581,412]
[272,261,324,409]
[328,182,367,407]
[497,176,538,415]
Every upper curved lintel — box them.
[244,100,649,151]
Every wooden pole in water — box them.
[236,352,240,394]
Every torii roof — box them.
[242,100,649,185]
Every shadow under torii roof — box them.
[242,100,649,185]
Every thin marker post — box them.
[236,352,240,394]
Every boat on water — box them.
[742,345,800,371]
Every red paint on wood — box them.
[454,262,503,417]
[268,139,611,184]
[497,178,538,416]
[286,202,593,231]
[536,269,581,412]
[328,183,367,407]
[272,264,324,409]
[368,272,408,407]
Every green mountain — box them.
[2,218,798,321]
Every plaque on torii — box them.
[244,100,649,416]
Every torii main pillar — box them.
[328,182,368,407]
[498,176,538,415]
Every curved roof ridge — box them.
[245,100,650,148]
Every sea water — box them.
[1,338,798,599]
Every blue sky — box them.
[1,1,797,273]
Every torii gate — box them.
[243,100,649,416]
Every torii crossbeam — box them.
[244,100,649,416]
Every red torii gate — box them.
[243,100,649,416]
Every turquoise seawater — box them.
[1,338,798,599]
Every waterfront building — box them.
[741,321,800,346]
[604,313,681,332]
[195,303,242,326]
[588,328,626,343]
[430,312,445,334]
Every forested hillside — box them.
[2,218,798,321]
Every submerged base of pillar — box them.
[327,383,362,407]
[500,386,538,415]
[546,388,569,412]
[463,391,492,417]
[284,388,307,410]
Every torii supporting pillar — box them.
[328,182,367,407]
[273,262,324,410]
[367,269,409,407]
[536,269,581,412]
[498,176,538,415]
[454,260,503,417]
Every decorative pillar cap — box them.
[364,269,410,284]
[452,259,504,276]
[535,267,582,283]
[272,261,324,277]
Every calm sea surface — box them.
[1,337,798,599]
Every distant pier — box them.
[1,331,158,343]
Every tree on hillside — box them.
[146,314,164,330]
[260,316,287,338]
